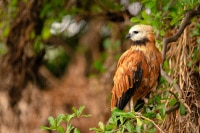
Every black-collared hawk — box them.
[111,24,162,111]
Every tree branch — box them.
[161,4,200,114]
[162,4,200,61]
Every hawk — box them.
[111,24,162,111]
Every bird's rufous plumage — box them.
[111,25,162,111]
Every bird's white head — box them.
[126,24,154,45]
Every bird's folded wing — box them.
[111,51,147,110]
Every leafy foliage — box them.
[41,105,165,133]
[41,106,164,133]
[91,104,165,133]
[41,106,91,133]
[131,0,199,38]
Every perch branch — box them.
[135,113,165,133]
[161,4,200,114]
[140,115,165,133]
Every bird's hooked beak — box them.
[126,33,131,39]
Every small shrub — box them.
[41,106,91,133]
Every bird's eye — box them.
[133,31,139,34]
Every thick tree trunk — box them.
[1,0,44,107]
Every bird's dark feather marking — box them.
[128,76,131,88]
[157,71,161,86]
[134,99,144,111]
[134,92,151,111]
[116,62,143,110]
[132,38,149,46]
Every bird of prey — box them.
[111,24,162,111]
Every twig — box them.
[166,102,180,114]
[136,114,165,133]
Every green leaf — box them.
[169,99,177,106]
[170,17,178,26]
[144,112,155,118]
[119,116,125,125]
[56,114,64,126]
[57,126,65,133]
[141,11,148,19]
[40,126,53,130]
[136,118,142,133]
[145,1,155,9]
[169,7,177,12]
[107,115,117,124]
[78,106,85,116]
[105,123,115,131]
[156,113,162,121]
[136,120,142,133]
[66,124,75,133]
[160,107,166,117]
[72,107,79,116]
[136,118,143,127]
[130,17,141,23]
[163,61,170,71]
[64,114,76,122]
[98,121,105,130]
[160,30,165,37]
[73,128,80,133]
[89,127,103,132]
[48,116,56,126]
[125,121,134,132]
[180,103,186,115]
[42,26,51,39]
[155,95,161,104]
